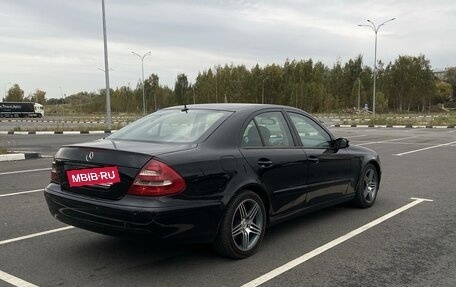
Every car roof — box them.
[162,103,303,113]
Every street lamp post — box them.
[358,18,395,115]
[131,51,151,115]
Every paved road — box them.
[0,134,107,156]
[0,116,137,131]
[0,128,455,287]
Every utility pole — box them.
[102,0,112,128]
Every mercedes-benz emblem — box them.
[85,151,94,162]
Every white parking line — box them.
[0,168,51,176]
[0,270,39,287]
[0,226,74,246]
[240,197,433,287]
[346,135,367,139]
[0,189,43,198]
[394,140,456,156]
[357,136,416,146]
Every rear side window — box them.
[242,112,293,147]
[109,109,230,143]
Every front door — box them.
[287,112,351,206]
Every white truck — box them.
[0,102,44,118]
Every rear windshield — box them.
[108,109,231,143]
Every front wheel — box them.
[353,163,379,208]
[213,191,266,259]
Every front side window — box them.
[242,112,293,147]
[288,112,332,148]
[109,109,230,143]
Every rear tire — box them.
[353,163,379,208]
[213,191,266,259]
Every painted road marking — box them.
[0,226,74,246]
[350,141,430,147]
[346,135,367,139]
[0,270,39,287]
[0,168,51,176]
[394,140,456,156]
[357,136,416,146]
[0,189,43,198]
[240,197,433,287]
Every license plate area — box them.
[67,166,121,187]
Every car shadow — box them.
[68,202,365,262]
[47,203,383,286]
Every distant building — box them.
[434,67,454,81]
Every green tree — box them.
[30,89,46,104]
[435,81,453,104]
[158,86,175,108]
[250,64,263,104]
[174,73,189,105]
[342,55,363,108]
[375,91,388,113]
[194,68,215,103]
[226,64,249,103]
[21,54,445,115]
[262,64,284,105]
[295,59,313,110]
[311,61,329,112]
[444,67,456,101]
[383,55,435,112]
[327,61,344,110]
[144,74,160,111]
[5,84,24,102]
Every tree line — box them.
[4,54,455,114]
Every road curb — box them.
[0,152,41,162]
[330,124,455,129]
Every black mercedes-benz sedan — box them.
[44,104,381,258]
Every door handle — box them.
[257,158,273,168]
[308,156,319,163]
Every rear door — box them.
[240,111,309,216]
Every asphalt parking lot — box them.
[1,128,455,287]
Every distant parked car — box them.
[44,104,381,258]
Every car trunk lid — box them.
[53,139,195,200]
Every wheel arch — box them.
[240,183,271,221]
[367,159,381,183]
[220,182,271,225]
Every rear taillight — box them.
[128,159,186,197]
[51,161,60,183]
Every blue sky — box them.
[0,0,454,99]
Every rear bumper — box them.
[44,183,223,243]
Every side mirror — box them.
[334,138,349,149]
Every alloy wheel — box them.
[231,199,264,252]
[363,168,378,203]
